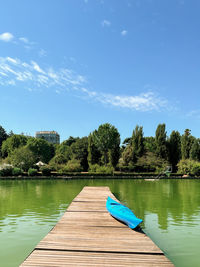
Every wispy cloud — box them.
[84,91,168,111]
[102,20,111,27]
[0,56,168,112]
[31,61,45,74]
[18,36,37,51]
[19,37,29,44]
[0,57,86,89]
[121,30,128,36]
[186,109,200,119]
[0,32,14,42]
[0,32,45,56]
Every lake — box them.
[0,179,200,267]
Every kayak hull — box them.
[106,196,143,229]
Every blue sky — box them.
[0,0,200,142]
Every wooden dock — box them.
[20,186,174,266]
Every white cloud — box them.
[102,20,111,27]
[121,30,128,36]
[0,32,14,42]
[31,61,45,74]
[19,37,29,44]
[0,56,87,89]
[0,56,169,112]
[85,91,167,111]
[6,57,18,64]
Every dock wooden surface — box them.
[20,186,174,266]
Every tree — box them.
[121,145,135,166]
[92,123,120,166]
[9,146,36,171]
[131,125,144,160]
[8,130,14,137]
[55,142,72,161]
[0,125,8,155]
[87,134,101,166]
[136,151,168,172]
[62,136,78,147]
[181,129,194,160]
[144,137,156,153]
[190,139,200,161]
[155,123,167,159]
[168,130,181,171]
[1,134,28,158]
[70,137,89,171]
[108,140,120,168]
[26,137,55,163]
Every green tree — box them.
[131,125,144,160]
[144,137,156,153]
[49,139,76,169]
[49,153,68,166]
[70,137,88,171]
[155,123,167,159]
[87,134,101,166]
[136,151,168,172]
[181,129,194,160]
[56,142,72,160]
[190,139,200,161]
[168,130,181,171]
[26,138,55,163]
[64,159,83,172]
[0,125,8,149]
[8,130,14,137]
[177,159,200,176]
[1,134,28,158]
[121,145,135,166]
[9,146,36,171]
[108,140,120,168]
[62,136,78,147]
[121,137,131,151]
[92,123,120,166]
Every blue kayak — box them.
[106,196,143,229]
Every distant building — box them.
[36,131,60,144]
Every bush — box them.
[88,164,99,172]
[136,152,168,173]
[89,164,114,174]
[12,167,22,176]
[177,159,200,176]
[191,162,200,176]
[63,159,83,172]
[40,166,51,176]
[0,166,13,176]
[57,169,65,175]
[28,168,38,176]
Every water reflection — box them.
[115,179,200,230]
[0,179,200,267]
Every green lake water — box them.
[0,179,200,267]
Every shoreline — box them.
[0,175,199,180]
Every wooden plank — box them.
[20,186,174,266]
[20,250,172,266]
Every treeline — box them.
[0,123,200,176]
